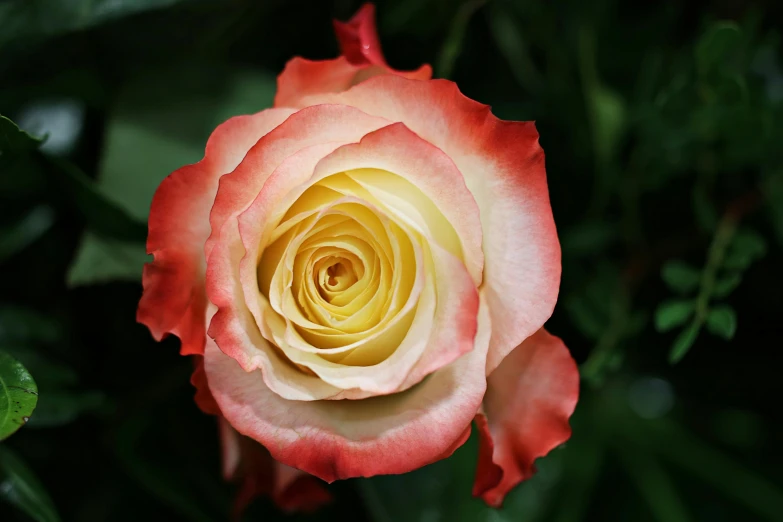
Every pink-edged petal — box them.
[274,57,362,109]
[274,59,431,110]
[206,104,388,262]
[473,328,579,507]
[333,3,386,66]
[303,76,561,374]
[206,105,390,399]
[205,294,493,483]
[219,418,331,519]
[309,122,483,284]
[137,108,295,355]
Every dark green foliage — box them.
[0,0,781,521]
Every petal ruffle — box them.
[473,328,579,507]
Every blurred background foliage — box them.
[1,0,782,520]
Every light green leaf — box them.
[0,446,60,522]
[0,351,38,440]
[655,300,696,332]
[661,260,701,294]
[669,322,701,364]
[67,232,150,287]
[705,305,737,340]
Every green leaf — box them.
[705,305,737,340]
[669,322,701,364]
[359,427,561,522]
[721,228,766,271]
[654,300,696,332]
[0,0,207,47]
[0,351,38,440]
[730,228,767,261]
[42,155,148,242]
[0,114,44,156]
[0,206,54,262]
[67,232,150,287]
[0,446,60,522]
[712,273,742,298]
[695,22,742,73]
[661,260,701,294]
[2,346,77,388]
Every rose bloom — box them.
[138,3,579,516]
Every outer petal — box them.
[205,294,493,482]
[473,328,579,507]
[206,105,390,400]
[137,108,295,355]
[219,418,331,518]
[302,76,561,374]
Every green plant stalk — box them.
[671,213,736,362]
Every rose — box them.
[138,3,579,514]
